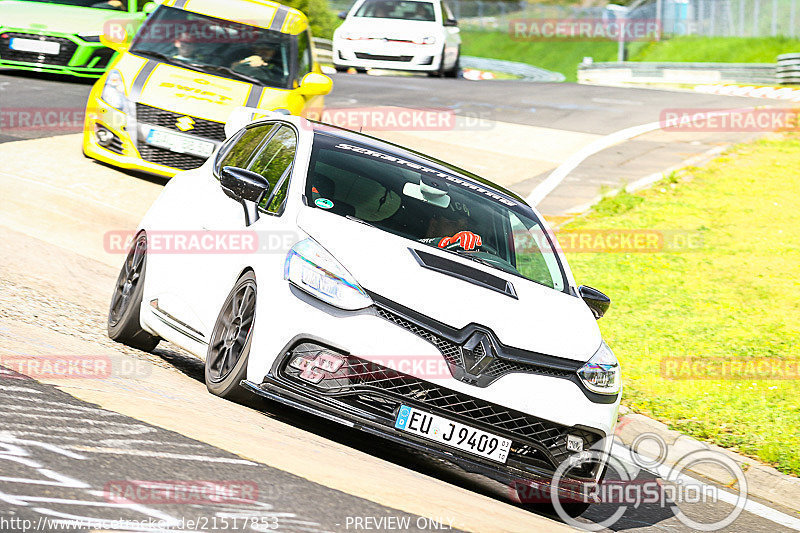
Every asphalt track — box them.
[0,69,796,532]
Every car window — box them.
[296,31,312,83]
[217,124,278,173]
[306,132,568,292]
[247,126,297,214]
[355,0,436,21]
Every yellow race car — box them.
[83,0,332,177]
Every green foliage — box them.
[459,31,800,82]
[564,135,800,475]
[291,0,337,39]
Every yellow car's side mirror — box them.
[297,72,333,96]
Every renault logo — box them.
[175,116,195,131]
[460,332,495,376]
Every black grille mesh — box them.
[354,53,413,62]
[375,307,574,380]
[0,33,77,66]
[376,308,462,367]
[137,145,205,171]
[283,346,602,470]
[136,103,226,141]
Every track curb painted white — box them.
[526,106,768,207]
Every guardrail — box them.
[312,37,333,64]
[311,37,564,82]
[777,53,800,85]
[578,61,777,85]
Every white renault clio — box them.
[108,114,620,515]
[333,0,461,76]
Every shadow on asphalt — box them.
[0,68,98,85]
[149,343,678,531]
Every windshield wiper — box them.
[129,49,177,64]
[345,215,378,229]
[191,63,263,85]
[451,248,521,276]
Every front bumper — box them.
[333,40,442,72]
[83,94,225,178]
[0,30,114,78]
[244,343,606,500]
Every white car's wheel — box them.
[108,232,160,352]
[205,271,257,403]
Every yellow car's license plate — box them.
[146,128,215,158]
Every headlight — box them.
[100,70,128,112]
[577,341,621,395]
[284,238,372,310]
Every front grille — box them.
[137,145,205,171]
[376,307,462,367]
[0,33,78,66]
[89,48,115,69]
[282,345,602,474]
[135,103,226,141]
[354,53,413,62]
[375,306,575,381]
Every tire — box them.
[334,65,348,73]
[108,232,160,352]
[205,271,257,403]
[428,47,447,77]
[444,48,460,78]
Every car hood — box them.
[297,207,602,362]
[337,17,444,40]
[0,1,133,35]
[119,54,293,122]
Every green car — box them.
[0,0,153,78]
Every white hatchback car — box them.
[333,0,461,76]
[108,114,620,514]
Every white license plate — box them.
[9,38,60,55]
[395,405,512,463]
[145,128,215,158]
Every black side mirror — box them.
[338,10,348,19]
[578,285,611,319]
[443,18,458,26]
[220,166,271,225]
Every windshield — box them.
[354,0,436,21]
[14,0,134,8]
[306,132,568,292]
[129,6,292,88]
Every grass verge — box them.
[562,134,800,476]
[460,31,800,81]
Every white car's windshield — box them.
[307,131,567,292]
[354,0,436,21]
[129,6,293,88]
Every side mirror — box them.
[297,72,333,96]
[220,166,271,225]
[578,285,610,319]
[338,10,348,19]
[443,18,458,27]
[100,24,132,53]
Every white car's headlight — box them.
[577,341,621,395]
[284,238,372,310]
[101,70,128,112]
